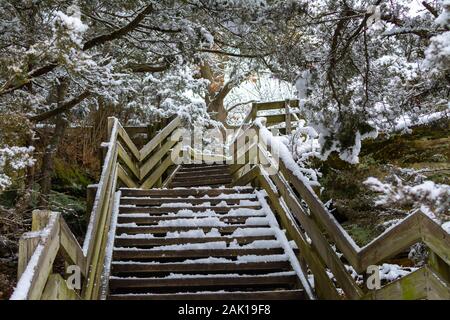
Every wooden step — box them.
[116,225,270,235]
[120,197,256,206]
[174,172,231,179]
[117,215,265,225]
[120,187,254,197]
[111,261,292,274]
[178,164,229,170]
[109,289,305,300]
[176,167,230,174]
[170,180,232,188]
[113,248,284,260]
[119,205,262,214]
[109,274,298,290]
[114,235,275,247]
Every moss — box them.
[342,223,380,247]
[400,275,418,300]
[52,158,93,196]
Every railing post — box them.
[86,184,98,217]
[251,102,257,121]
[285,99,292,134]
[17,236,40,279]
[428,251,450,284]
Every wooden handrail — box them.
[229,118,450,300]
[12,116,182,300]
[12,211,85,300]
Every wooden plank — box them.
[178,163,230,170]
[358,213,422,272]
[428,252,450,284]
[99,190,122,300]
[278,160,361,269]
[140,153,173,189]
[363,267,427,300]
[117,215,262,225]
[117,141,140,179]
[17,234,40,279]
[256,101,285,111]
[140,138,178,178]
[284,99,292,134]
[264,114,288,126]
[109,289,305,300]
[89,164,120,300]
[171,174,232,183]
[15,213,61,300]
[32,210,51,231]
[170,179,232,188]
[119,205,262,214]
[259,150,362,299]
[114,235,275,247]
[426,266,450,300]
[140,117,181,160]
[111,261,292,274]
[232,165,259,187]
[82,154,119,299]
[420,212,450,267]
[256,100,299,111]
[175,170,231,177]
[113,248,283,259]
[120,197,254,206]
[41,274,79,300]
[83,117,118,263]
[119,187,254,197]
[117,164,138,188]
[86,184,98,217]
[258,172,341,300]
[123,126,149,136]
[117,125,140,161]
[161,165,180,188]
[59,217,87,277]
[109,274,297,289]
[115,225,271,235]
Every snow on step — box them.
[105,184,308,300]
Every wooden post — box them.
[250,102,257,122]
[17,235,40,279]
[32,210,51,231]
[86,184,98,218]
[41,274,79,300]
[428,251,450,284]
[285,99,292,134]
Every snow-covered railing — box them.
[12,116,182,300]
[229,100,300,136]
[82,116,181,299]
[229,118,450,300]
[11,210,86,300]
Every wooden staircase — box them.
[169,163,233,188]
[107,166,308,300]
[12,112,450,300]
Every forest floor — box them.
[0,119,448,299]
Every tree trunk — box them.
[38,78,69,207]
[38,115,68,207]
